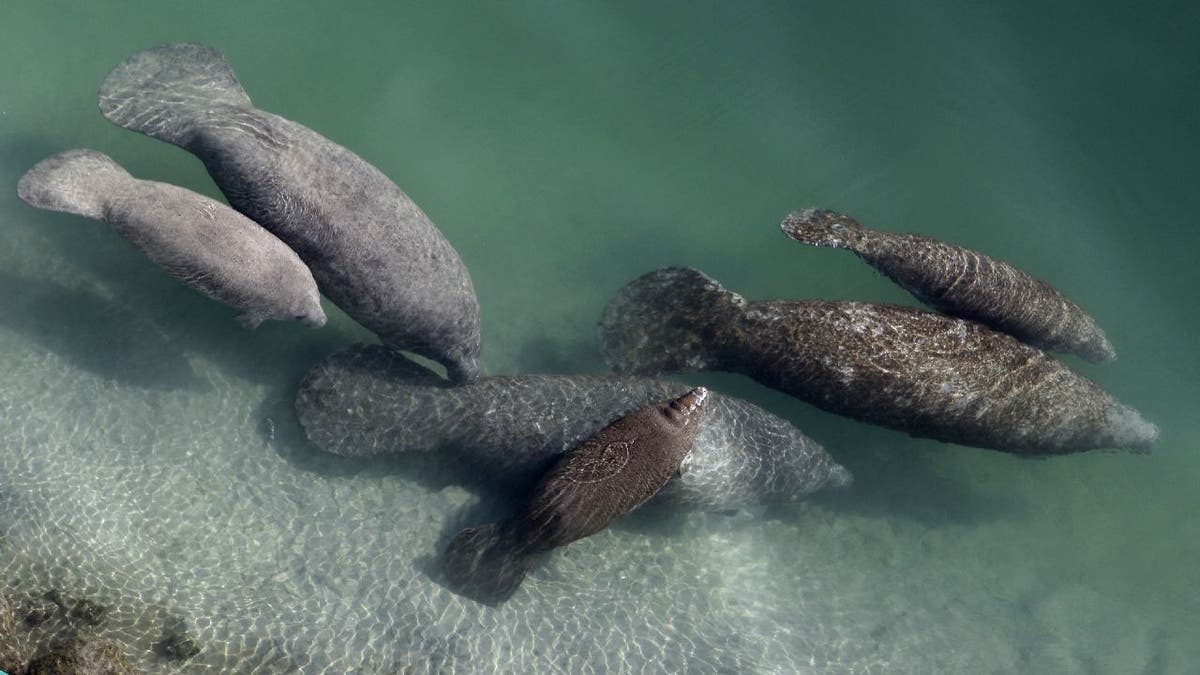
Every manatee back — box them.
[739,299,1154,453]
[599,266,745,375]
[517,391,706,550]
[295,343,453,457]
[671,393,852,508]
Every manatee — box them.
[782,208,1115,363]
[598,267,1158,455]
[441,387,709,604]
[17,149,325,329]
[295,344,851,510]
[98,43,481,381]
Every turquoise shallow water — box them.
[1,1,1197,672]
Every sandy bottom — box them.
[0,297,1186,674]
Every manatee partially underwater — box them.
[441,388,709,605]
[599,267,1158,455]
[99,42,481,381]
[17,149,325,330]
[782,208,1115,363]
[295,344,851,510]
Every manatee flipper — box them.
[598,267,743,375]
[237,312,265,330]
[441,523,535,605]
[16,149,131,220]
[98,42,252,145]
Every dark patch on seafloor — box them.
[0,270,205,391]
[514,333,606,375]
[0,586,205,674]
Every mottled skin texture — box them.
[441,389,708,604]
[17,149,325,329]
[295,344,850,510]
[599,267,1158,455]
[98,43,481,381]
[782,208,1115,363]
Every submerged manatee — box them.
[442,388,709,604]
[99,43,481,381]
[599,267,1157,454]
[782,208,1115,363]
[17,149,324,329]
[295,344,850,509]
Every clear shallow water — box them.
[1,1,1197,672]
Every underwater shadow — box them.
[413,489,529,598]
[787,433,1027,527]
[0,134,61,186]
[513,332,606,375]
[0,271,205,391]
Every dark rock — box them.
[25,637,135,675]
[64,600,107,628]
[155,617,200,661]
[40,591,109,628]
[1,592,30,675]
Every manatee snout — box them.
[280,278,326,329]
[298,307,328,329]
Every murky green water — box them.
[1,1,1196,672]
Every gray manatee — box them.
[782,208,1115,363]
[442,388,709,605]
[98,43,481,382]
[599,267,1158,455]
[17,149,324,329]
[294,344,851,510]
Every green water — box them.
[1,1,1196,672]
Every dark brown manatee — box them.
[441,388,708,604]
[599,267,1157,455]
[781,208,1115,363]
[98,43,481,381]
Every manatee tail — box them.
[441,522,536,605]
[780,208,869,249]
[598,266,744,375]
[98,42,252,146]
[295,343,454,457]
[17,149,132,221]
